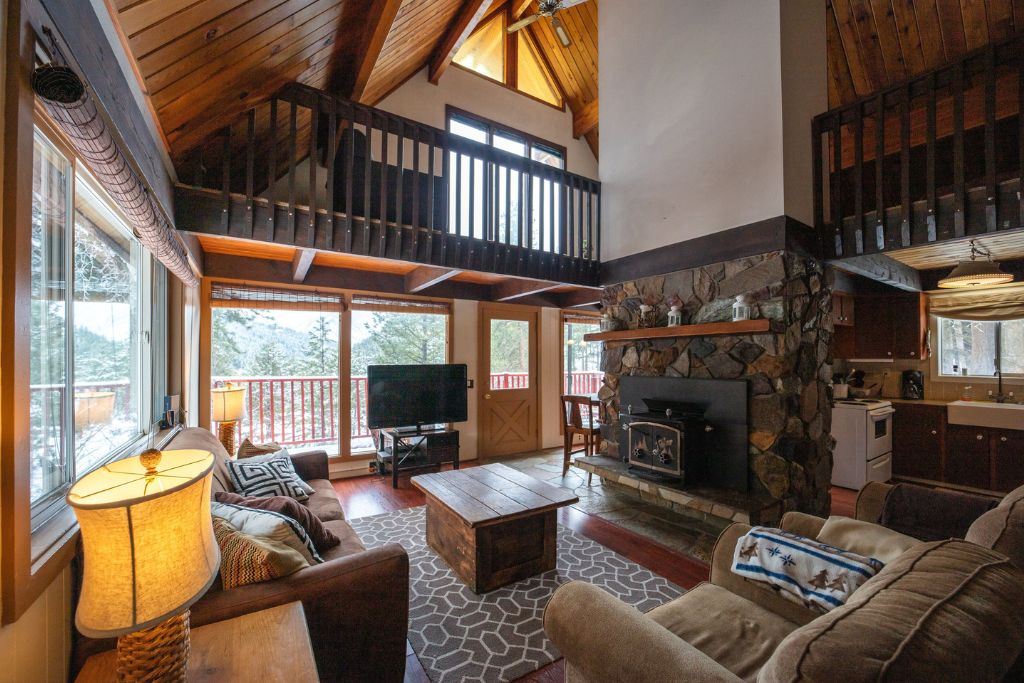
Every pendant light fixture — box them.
[937,240,1014,289]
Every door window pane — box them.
[490,319,530,389]
[30,132,71,503]
[351,309,448,451]
[453,12,505,81]
[211,309,340,455]
[563,319,601,394]
[73,180,141,473]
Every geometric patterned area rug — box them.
[348,506,684,682]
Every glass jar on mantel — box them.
[667,305,683,327]
[732,295,753,322]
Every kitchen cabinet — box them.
[832,292,855,327]
[892,403,943,481]
[832,292,926,360]
[992,429,1024,493]
[891,294,928,359]
[853,296,895,360]
[944,424,994,490]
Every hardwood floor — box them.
[332,462,862,683]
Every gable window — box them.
[937,318,1024,378]
[30,126,156,523]
[452,4,564,108]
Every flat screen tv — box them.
[366,364,468,430]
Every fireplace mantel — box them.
[583,319,771,343]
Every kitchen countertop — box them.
[887,398,952,406]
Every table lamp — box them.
[211,383,246,455]
[67,448,220,682]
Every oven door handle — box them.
[869,407,895,419]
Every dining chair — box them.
[560,395,601,481]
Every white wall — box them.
[599,0,825,261]
[452,299,480,461]
[539,307,562,449]
[0,569,73,683]
[377,66,599,179]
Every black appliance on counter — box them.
[901,370,925,400]
[618,398,711,484]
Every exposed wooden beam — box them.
[405,266,461,293]
[349,0,403,102]
[512,0,533,19]
[429,0,494,85]
[493,278,560,301]
[829,253,922,292]
[558,288,603,308]
[573,98,599,139]
[291,248,315,283]
[179,231,205,279]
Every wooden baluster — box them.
[577,176,584,273]
[523,171,533,276]
[308,103,318,248]
[453,151,462,267]
[587,181,594,266]
[325,110,337,250]
[466,154,475,268]
[952,62,965,238]
[221,125,231,234]
[427,132,436,263]
[344,109,355,252]
[926,74,937,242]
[441,142,450,266]
[395,118,405,258]
[984,46,997,232]
[287,100,298,243]
[548,179,555,279]
[245,108,255,238]
[874,94,885,252]
[503,165,511,271]
[363,111,372,254]
[854,103,864,254]
[831,113,843,256]
[268,100,277,242]
[567,175,575,260]
[411,124,420,261]
[595,181,601,271]
[1019,37,1024,230]
[379,115,388,257]
[899,86,910,247]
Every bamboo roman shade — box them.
[928,283,1024,321]
[563,313,601,326]
[210,283,345,312]
[350,295,450,315]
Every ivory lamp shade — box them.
[66,449,220,638]
[211,384,246,422]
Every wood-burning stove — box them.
[619,398,712,484]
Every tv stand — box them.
[377,427,459,488]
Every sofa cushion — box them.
[817,516,920,565]
[648,583,799,682]
[757,539,1024,683]
[305,478,346,522]
[227,453,316,501]
[319,520,367,560]
[967,493,1024,570]
[167,427,234,494]
[212,517,309,589]
[214,491,341,554]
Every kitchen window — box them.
[30,127,156,525]
[937,317,1024,378]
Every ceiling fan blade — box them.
[507,14,542,33]
[551,15,572,47]
[557,0,591,8]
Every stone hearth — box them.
[597,251,834,515]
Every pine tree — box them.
[301,316,338,376]
[247,340,288,377]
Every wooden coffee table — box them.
[411,463,579,593]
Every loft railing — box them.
[176,83,601,285]
[812,36,1023,260]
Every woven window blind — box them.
[350,295,451,315]
[928,283,1024,321]
[210,283,345,312]
[563,313,601,326]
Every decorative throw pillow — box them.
[212,517,309,589]
[214,491,340,553]
[227,453,314,501]
[236,438,282,459]
[211,501,322,564]
[817,516,920,565]
[732,526,883,613]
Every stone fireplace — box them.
[595,250,833,516]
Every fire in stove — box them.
[619,398,712,484]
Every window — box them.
[937,317,1024,378]
[30,127,155,517]
[489,319,531,390]
[563,314,601,394]
[452,5,564,108]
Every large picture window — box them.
[937,317,1024,378]
[30,127,154,517]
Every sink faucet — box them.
[993,326,1008,403]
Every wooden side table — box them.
[76,602,318,682]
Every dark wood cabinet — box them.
[891,294,927,359]
[833,292,926,361]
[944,424,993,490]
[853,295,894,360]
[992,429,1024,493]
[892,403,943,481]
[832,292,855,327]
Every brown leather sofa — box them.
[72,427,409,682]
[545,484,1024,682]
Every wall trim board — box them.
[599,215,819,285]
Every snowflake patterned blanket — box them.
[731,526,884,613]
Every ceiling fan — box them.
[506,0,590,48]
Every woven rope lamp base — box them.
[116,611,190,682]
[217,420,238,457]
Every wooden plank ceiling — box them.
[827,0,1024,107]
[106,0,599,169]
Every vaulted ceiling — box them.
[105,0,599,168]
[827,0,1024,107]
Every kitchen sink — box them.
[947,401,1024,431]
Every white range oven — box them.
[830,398,895,490]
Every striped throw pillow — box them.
[236,439,282,459]
[212,517,309,589]
[211,502,322,564]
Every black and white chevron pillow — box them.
[227,454,315,501]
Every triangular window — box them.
[517,32,562,107]
[453,12,505,82]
